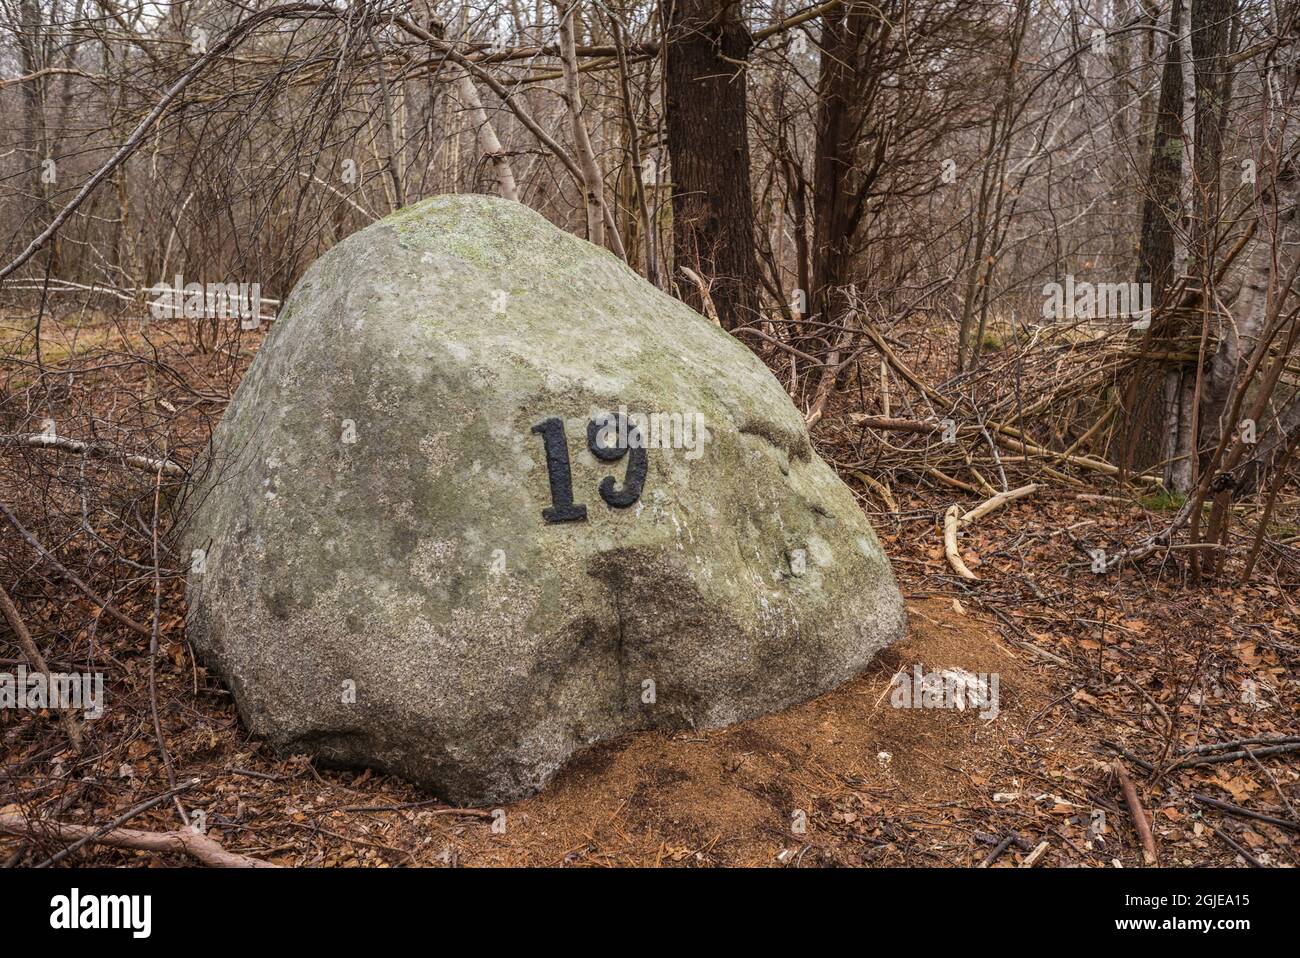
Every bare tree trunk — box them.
[1209,21,1300,493]
[368,23,406,210]
[811,3,874,329]
[1175,4,1196,278]
[18,0,57,272]
[1123,0,1189,485]
[555,1,608,249]
[1135,0,1185,301]
[455,72,520,203]
[1158,0,1235,494]
[609,11,656,284]
[955,0,1029,372]
[1197,0,1254,446]
[663,0,759,329]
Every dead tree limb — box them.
[942,484,1039,580]
[1,434,186,477]
[0,499,152,637]
[960,483,1040,526]
[1113,759,1158,865]
[0,812,279,867]
[943,505,978,580]
[0,582,82,751]
[35,780,201,867]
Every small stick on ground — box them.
[1179,735,1300,755]
[1019,840,1050,867]
[1192,794,1299,832]
[1101,739,1156,771]
[0,582,82,751]
[852,469,899,513]
[1208,823,1265,868]
[978,831,1032,867]
[1113,759,1158,865]
[1169,743,1300,770]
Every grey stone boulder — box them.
[183,194,905,806]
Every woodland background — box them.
[0,0,1296,867]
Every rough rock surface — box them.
[184,194,905,805]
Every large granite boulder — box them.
[183,195,905,805]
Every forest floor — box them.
[1,311,1297,867]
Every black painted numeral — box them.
[530,418,588,523]
[587,414,647,508]
[532,411,651,522]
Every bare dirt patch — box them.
[436,597,1050,866]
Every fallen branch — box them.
[1,434,186,477]
[733,326,825,364]
[959,483,1041,526]
[1101,739,1155,772]
[1178,735,1300,755]
[851,470,898,512]
[0,500,152,637]
[928,467,982,494]
[0,583,82,751]
[849,415,944,434]
[1192,794,1300,832]
[1168,742,1300,770]
[0,811,279,868]
[1113,759,1158,865]
[36,780,200,867]
[943,505,978,580]
[992,429,1123,477]
[978,830,1033,867]
[942,484,1040,580]
[1208,823,1265,868]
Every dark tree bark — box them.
[1190,0,1239,447]
[663,0,759,329]
[1121,0,1187,479]
[810,4,891,326]
[1135,0,1185,302]
[1124,0,1238,490]
[18,0,58,273]
[1189,0,1232,258]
